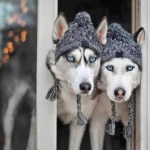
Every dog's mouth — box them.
[113,97,125,102]
[79,91,91,96]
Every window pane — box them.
[0,0,37,150]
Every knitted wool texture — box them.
[102,23,142,69]
[55,12,102,61]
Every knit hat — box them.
[55,12,102,61]
[102,23,142,69]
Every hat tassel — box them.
[106,101,116,135]
[46,79,60,101]
[77,95,88,126]
[122,100,134,141]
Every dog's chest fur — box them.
[57,81,97,124]
[93,91,129,125]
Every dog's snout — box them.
[114,88,126,97]
[80,82,91,93]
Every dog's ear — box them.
[96,16,108,45]
[52,12,69,43]
[134,27,145,47]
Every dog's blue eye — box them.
[106,65,114,71]
[126,65,134,71]
[67,56,74,62]
[89,56,96,63]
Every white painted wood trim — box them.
[37,0,57,150]
[135,0,150,149]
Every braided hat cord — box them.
[106,101,116,135]
[77,95,88,126]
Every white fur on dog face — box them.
[55,47,101,95]
[101,58,141,102]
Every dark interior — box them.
[58,0,131,31]
[57,0,131,150]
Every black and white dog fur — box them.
[90,21,145,150]
[46,14,108,150]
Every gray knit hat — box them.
[55,12,102,61]
[102,23,142,69]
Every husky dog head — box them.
[47,12,108,96]
[98,23,145,102]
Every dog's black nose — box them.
[80,82,91,93]
[114,88,126,97]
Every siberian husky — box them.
[90,22,145,150]
[46,13,108,150]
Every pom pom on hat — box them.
[74,12,92,27]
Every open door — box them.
[57,0,133,150]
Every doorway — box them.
[57,0,132,150]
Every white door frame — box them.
[36,0,57,150]
[135,0,150,149]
